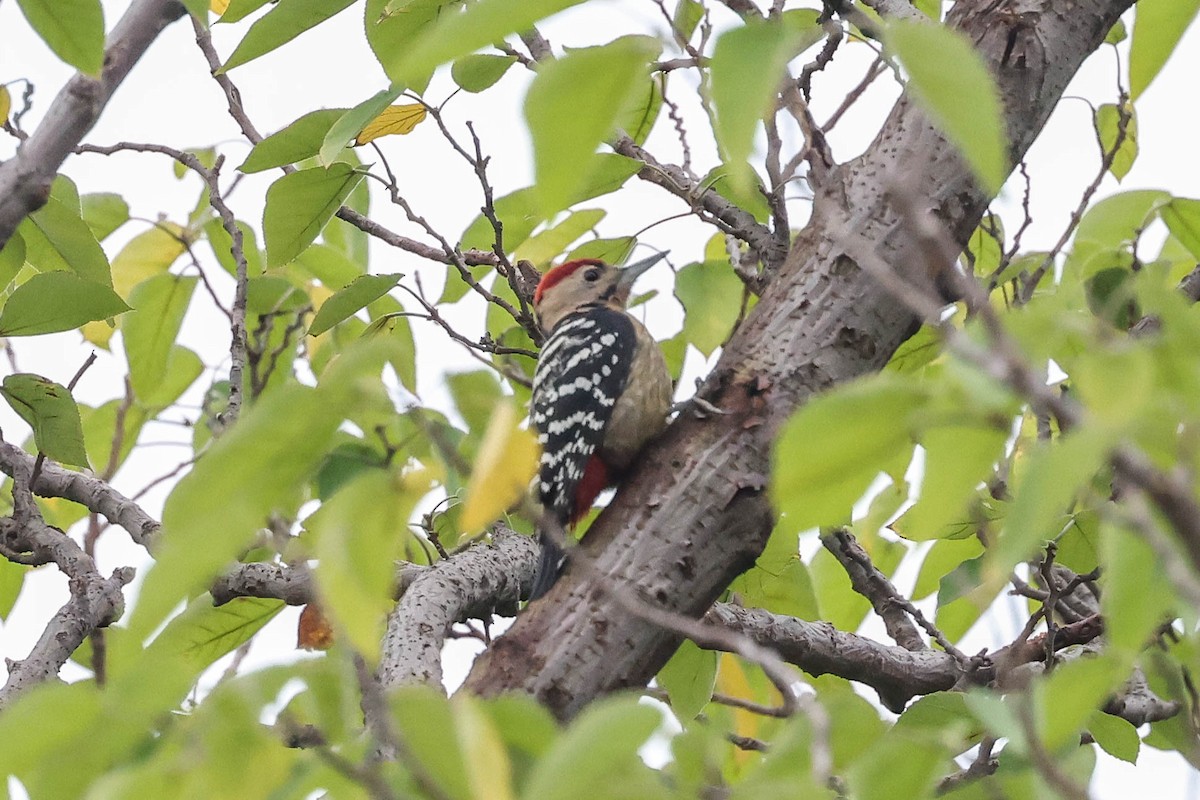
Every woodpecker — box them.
[528,252,673,600]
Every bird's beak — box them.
[616,251,668,293]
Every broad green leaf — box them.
[772,377,925,532]
[910,536,983,599]
[673,0,703,41]
[365,0,452,90]
[131,339,398,639]
[520,697,662,800]
[15,0,104,74]
[363,308,418,392]
[1102,523,1175,653]
[563,236,636,265]
[0,374,90,467]
[1094,102,1138,182]
[902,424,1007,539]
[459,401,540,534]
[381,0,588,89]
[123,274,199,402]
[1064,189,1169,279]
[239,109,346,173]
[110,223,187,298]
[1088,710,1140,764]
[988,431,1110,588]
[263,164,365,267]
[0,232,26,287]
[452,54,517,93]
[80,192,130,241]
[152,595,284,666]
[216,0,273,23]
[319,87,402,165]
[845,727,946,800]
[205,218,265,278]
[1039,654,1126,751]
[0,559,26,622]
[525,36,660,214]
[308,272,402,336]
[1130,0,1200,99]
[887,20,1008,194]
[21,195,112,286]
[294,241,364,287]
[447,370,503,442]
[673,259,743,356]
[517,209,606,266]
[710,20,810,188]
[657,638,718,721]
[0,272,129,336]
[390,687,473,798]
[1160,198,1200,260]
[618,75,663,147]
[221,0,358,71]
[310,468,422,662]
[732,524,818,620]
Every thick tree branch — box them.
[0,439,161,549]
[377,529,536,689]
[0,0,188,247]
[465,0,1137,718]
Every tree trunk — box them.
[465,0,1134,719]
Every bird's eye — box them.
[584,268,601,282]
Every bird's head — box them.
[533,252,667,332]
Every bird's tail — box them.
[528,529,567,601]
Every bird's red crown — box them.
[533,259,605,306]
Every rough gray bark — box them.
[0,0,188,248]
[465,0,1136,718]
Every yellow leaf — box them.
[454,696,516,800]
[80,319,116,350]
[354,103,427,146]
[715,653,758,765]
[112,223,187,299]
[0,86,11,125]
[210,0,230,13]
[459,401,539,534]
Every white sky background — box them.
[0,0,1198,796]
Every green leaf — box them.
[772,376,925,532]
[123,274,199,403]
[0,374,90,467]
[319,87,402,165]
[309,273,402,337]
[129,385,342,639]
[0,272,130,336]
[309,469,420,662]
[1088,710,1141,763]
[221,0,358,71]
[382,0,588,88]
[1039,654,1126,751]
[448,370,503,441]
[217,0,274,24]
[657,639,717,721]
[1094,102,1138,182]
[1160,198,1200,260]
[239,109,347,173]
[887,20,1008,194]
[22,195,112,286]
[365,0,451,90]
[1064,189,1169,279]
[263,164,366,268]
[205,218,265,279]
[732,524,817,620]
[709,20,803,190]
[389,687,473,799]
[525,36,660,214]
[1102,524,1175,653]
[520,697,662,800]
[0,232,26,288]
[451,54,517,93]
[80,192,130,241]
[0,559,27,622]
[988,431,1110,588]
[517,209,606,266]
[673,259,744,357]
[15,0,105,74]
[294,242,365,287]
[153,595,284,667]
[1130,0,1200,99]
[902,424,1007,540]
